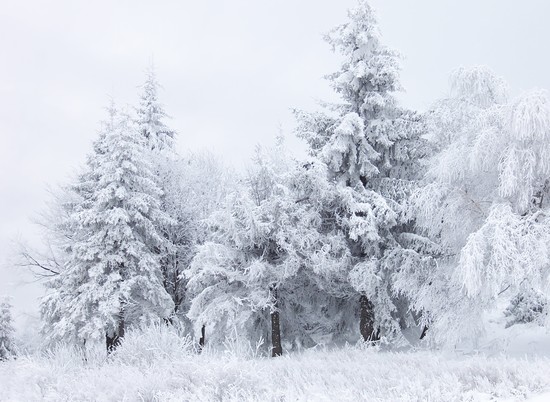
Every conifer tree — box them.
[0,298,16,361]
[295,0,431,343]
[135,66,196,324]
[41,109,174,350]
[136,65,176,152]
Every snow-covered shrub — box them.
[41,342,106,368]
[220,327,266,359]
[0,298,16,361]
[109,323,193,366]
[504,290,548,328]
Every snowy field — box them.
[1,347,549,401]
[1,325,550,402]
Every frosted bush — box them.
[41,342,102,367]
[221,327,266,359]
[505,290,548,328]
[110,323,194,366]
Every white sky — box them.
[1,0,550,330]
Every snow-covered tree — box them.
[41,108,174,350]
[412,66,550,346]
[134,67,184,321]
[136,65,176,152]
[133,67,226,326]
[186,141,292,355]
[294,0,431,343]
[0,298,16,360]
[186,139,348,354]
[35,70,227,346]
[504,288,548,328]
[156,151,234,326]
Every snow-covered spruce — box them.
[294,0,432,344]
[136,65,176,152]
[135,66,185,323]
[41,108,174,350]
[135,67,234,330]
[0,298,16,361]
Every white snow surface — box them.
[1,348,549,401]
[1,324,550,401]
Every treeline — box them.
[20,1,550,355]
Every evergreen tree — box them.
[135,66,205,325]
[136,65,176,152]
[294,0,431,343]
[135,66,182,321]
[41,109,174,350]
[0,298,16,361]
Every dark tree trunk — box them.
[106,316,125,353]
[359,295,379,342]
[270,286,283,357]
[198,324,206,351]
[419,325,428,340]
[173,261,182,315]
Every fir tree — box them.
[41,109,174,350]
[0,298,16,361]
[294,0,431,343]
[136,65,176,152]
[135,67,197,324]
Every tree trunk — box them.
[419,325,428,340]
[198,324,206,352]
[270,286,283,357]
[173,260,182,314]
[106,316,125,353]
[359,295,378,342]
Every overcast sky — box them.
[2,0,550,329]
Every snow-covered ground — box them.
[2,303,550,402]
[1,331,550,401]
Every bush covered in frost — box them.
[109,323,194,366]
[505,290,548,328]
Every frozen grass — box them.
[1,326,550,401]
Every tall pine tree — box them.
[135,66,195,324]
[136,65,176,152]
[41,108,174,350]
[295,0,431,343]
